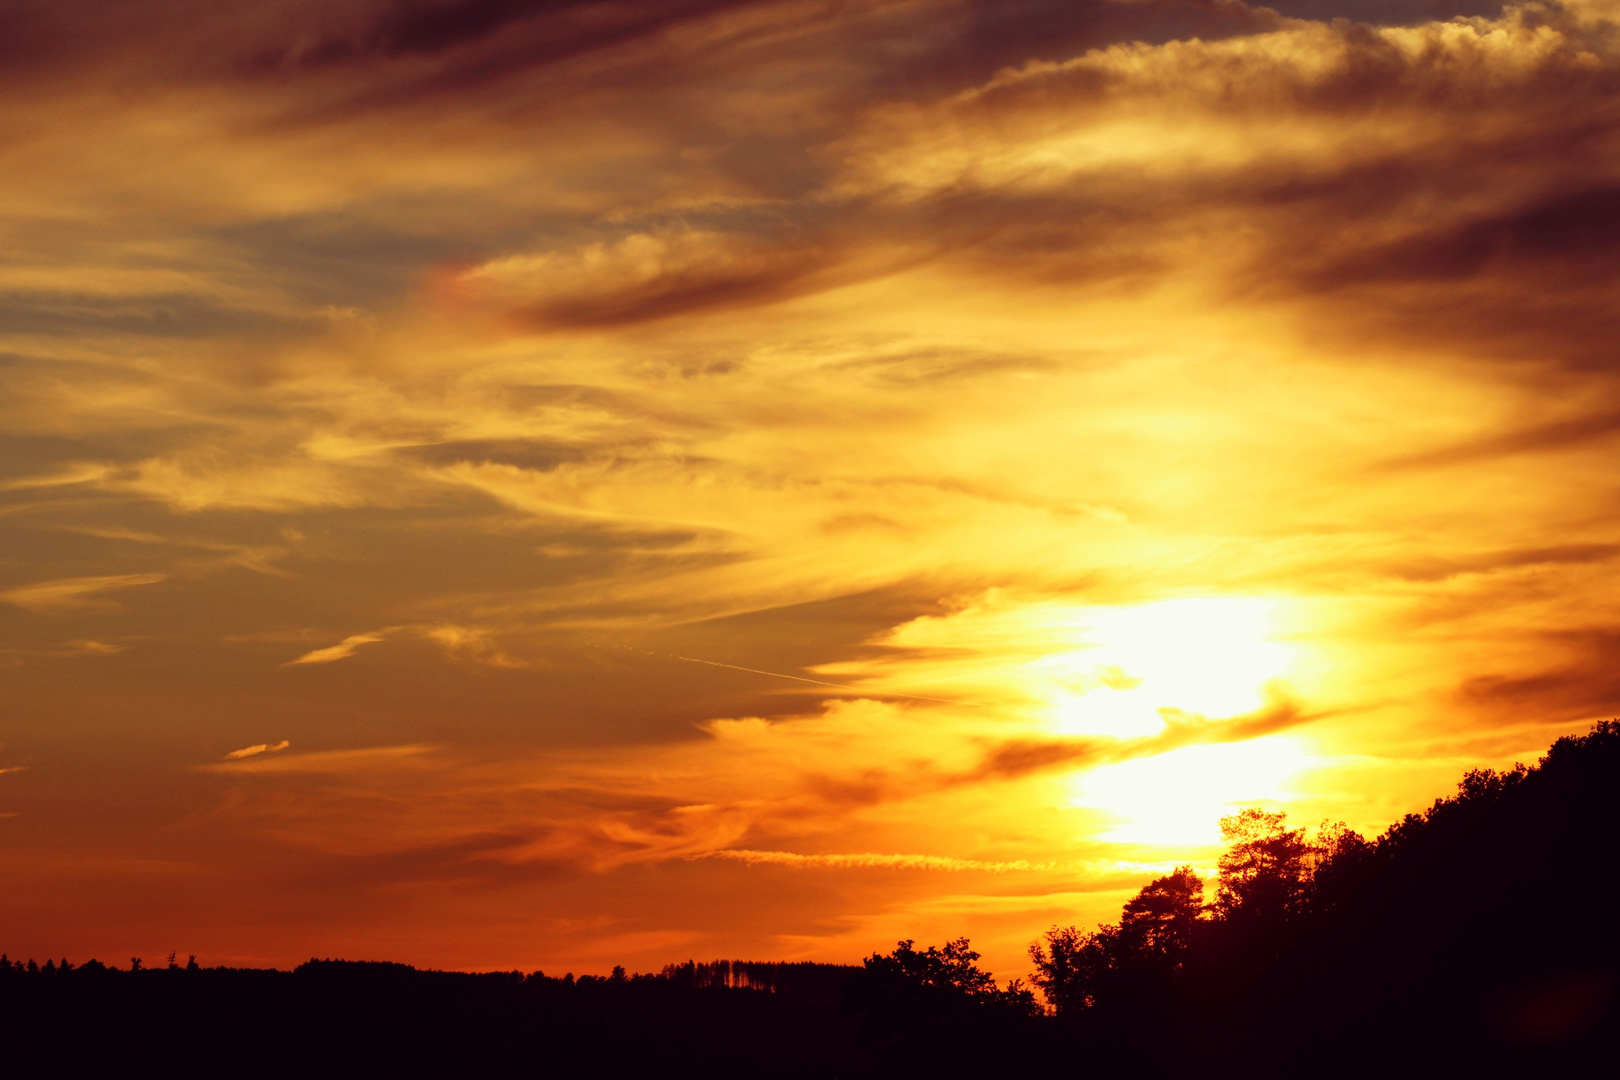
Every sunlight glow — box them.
[1073,736,1314,846]
[1045,598,1297,739]
[872,595,1314,847]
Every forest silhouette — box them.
[4,721,1617,1078]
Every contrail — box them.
[673,654,864,690]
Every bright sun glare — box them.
[1047,597,1295,738]
[1074,736,1313,846]
[1047,598,1310,846]
[877,594,1315,847]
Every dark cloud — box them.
[361,0,612,57]
[283,0,749,67]
[429,0,1616,339]
[693,693,1327,816]
[1377,544,1620,582]
[800,769,897,811]
[1315,187,1620,287]
[654,587,942,673]
[242,0,1287,112]
[1265,0,1505,20]
[1458,629,1620,724]
[963,735,1109,782]
[236,0,787,119]
[960,693,1320,784]
[1374,410,1620,471]
[514,249,835,330]
[868,0,1286,101]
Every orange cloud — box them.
[0,574,166,614]
[223,740,291,760]
[288,632,394,665]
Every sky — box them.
[2,0,1618,978]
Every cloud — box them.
[264,0,759,70]
[0,639,127,661]
[959,688,1321,784]
[1312,186,1620,288]
[456,230,844,329]
[1373,410,1620,471]
[1457,628,1620,724]
[695,849,1057,872]
[287,631,393,665]
[224,740,291,760]
[184,684,1321,896]
[202,743,436,774]
[398,437,590,471]
[0,573,166,614]
[1375,543,1620,582]
[423,623,525,667]
[286,624,525,668]
[7,0,1620,976]
[0,463,112,491]
[124,456,388,513]
[57,639,125,656]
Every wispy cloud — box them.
[223,740,291,760]
[0,639,126,661]
[4,0,1620,976]
[0,574,166,614]
[287,625,526,667]
[696,850,1057,872]
[0,464,112,492]
[287,632,393,666]
[422,624,525,668]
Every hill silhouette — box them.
[3,721,1617,1078]
[1029,718,1620,1077]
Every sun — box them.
[1027,597,1313,845]
[1045,597,1297,740]
[1073,736,1314,846]
[865,593,1316,845]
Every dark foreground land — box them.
[5,721,1620,1079]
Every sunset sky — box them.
[3,0,1619,978]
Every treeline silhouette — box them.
[4,721,1618,1077]
[661,959,853,1002]
[0,955,866,1078]
[852,719,1620,1077]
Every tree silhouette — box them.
[843,938,1039,1076]
[1213,808,1315,924]
[1120,866,1204,964]
[1029,866,1204,1017]
[1029,924,1116,1014]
